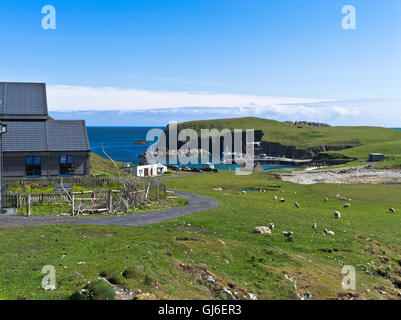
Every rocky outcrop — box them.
[260,141,360,159]
[162,124,360,160]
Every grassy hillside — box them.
[176,117,401,164]
[1,172,401,299]
[90,152,124,176]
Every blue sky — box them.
[1,0,401,126]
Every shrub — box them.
[71,279,115,300]
[122,267,139,279]
[107,273,123,285]
[99,270,124,285]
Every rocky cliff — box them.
[163,125,360,160]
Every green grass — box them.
[327,139,401,158]
[314,160,366,170]
[373,155,401,169]
[90,153,124,176]
[1,172,401,300]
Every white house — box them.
[132,163,167,177]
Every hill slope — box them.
[174,117,401,161]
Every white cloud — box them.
[332,106,360,116]
[46,84,333,112]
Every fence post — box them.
[71,195,75,216]
[156,182,159,202]
[108,190,113,214]
[26,194,31,217]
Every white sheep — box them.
[390,208,396,213]
[334,210,341,219]
[344,203,351,208]
[269,223,275,230]
[279,198,285,202]
[324,229,335,236]
[294,202,300,208]
[324,197,329,202]
[273,195,278,201]
[254,226,272,235]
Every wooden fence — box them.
[2,176,167,214]
[2,194,18,209]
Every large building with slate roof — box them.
[0,82,90,177]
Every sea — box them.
[87,127,295,172]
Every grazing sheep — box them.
[344,203,351,208]
[324,229,335,236]
[254,226,272,235]
[280,190,284,193]
[282,231,293,238]
[294,202,300,208]
[294,191,297,194]
[312,223,317,229]
[390,208,396,213]
[324,197,329,202]
[348,198,352,202]
[269,223,275,230]
[273,195,278,201]
[334,210,341,219]
[279,198,285,202]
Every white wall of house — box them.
[133,163,167,177]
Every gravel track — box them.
[0,191,219,228]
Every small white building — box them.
[133,163,167,177]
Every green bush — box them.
[99,270,124,285]
[122,267,140,279]
[107,273,123,285]
[71,279,115,300]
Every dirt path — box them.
[0,191,219,228]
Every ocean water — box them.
[87,126,295,172]
[88,127,162,164]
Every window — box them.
[60,155,75,176]
[26,156,41,177]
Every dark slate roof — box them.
[0,82,48,120]
[3,121,47,152]
[3,120,90,152]
[46,120,90,151]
